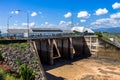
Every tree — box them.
[95,32,103,37]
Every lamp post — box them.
[17,10,29,39]
[7,16,12,38]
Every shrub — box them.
[19,64,34,80]
[95,32,103,37]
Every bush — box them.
[95,32,103,37]
[19,64,34,80]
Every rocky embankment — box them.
[0,42,46,80]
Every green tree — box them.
[95,32,103,37]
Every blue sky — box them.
[0,0,120,32]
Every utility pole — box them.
[7,16,12,38]
[17,10,29,39]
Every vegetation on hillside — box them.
[95,32,120,44]
[95,32,103,37]
[0,68,20,80]
[102,33,120,43]
[0,41,36,80]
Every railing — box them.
[3,32,97,40]
[13,33,85,39]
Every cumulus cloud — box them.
[91,11,120,29]
[59,21,66,25]
[29,22,35,27]
[22,22,35,27]
[80,20,86,23]
[67,21,72,25]
[91,18,120,29]
[58,21,72,29]
[22,23,27,26]
[40,22,57,28]
[10,11,19,14]
[39,21,72,29]
[95,8,108,16]
[77,11,90,18]
[31,12,37,17]
[59,21,72,26]
[45,22,49,25]
[14,23,18,26]
[112,2,120,9]
[110,12,120,19]
[11,11,14,14]
[15,11,19,14]
[64,12,72,18]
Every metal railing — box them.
[2,32,97,40]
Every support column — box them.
[47,39,54,65]
[68,38,73,59]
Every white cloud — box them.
[77,11,90,18]
[112,2,120,9]
[15,11,19,14]
[11,11,14,14]
[95,8,108,16]
[31,12,37,17]
[59,21,72,26]
[59,21,66,25]
[14,23,18,26]
[45,22,49,25]
[38,21,72,29]
[64,12,72,18]
[80,19,86,23]
[22,23,27,26]
[91,18,120,29]
[22,22,35,27]
[59,20,72,28]
[10,11,19,14]
[67,21,72,25]
[110,12,120,19]
[40,22,57,28]
[29,22,35,27]
[91,12,120,29]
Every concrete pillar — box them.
[72,37,84,58]
[39,39,48,64]
[47,39,54,65]
[68,38,73,59]
[61,38,73,59]
[62,38,69,59]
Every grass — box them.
[102,33,120,43]
[8,42,28,48]
[7,42,29,54]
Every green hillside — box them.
[102,33,120,43]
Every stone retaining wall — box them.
[0,43,46,80]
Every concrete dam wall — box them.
[97,38,120,59]
[33,35,120,65]
[33,36,97,65]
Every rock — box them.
[0,44,45,80]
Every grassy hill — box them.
[102,33,120,43]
